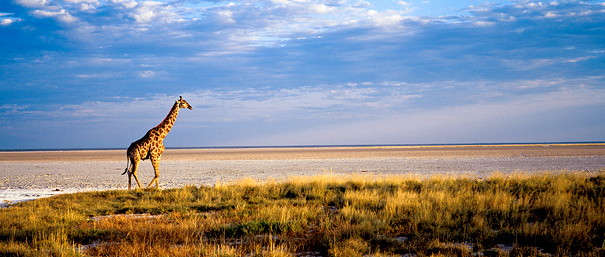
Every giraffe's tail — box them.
[122,158,130,175]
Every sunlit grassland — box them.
[1,172,604,256]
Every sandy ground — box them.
[1,144,604,205]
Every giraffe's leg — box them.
[131,160,142,189]
[128,171,132,190]
[147,156,161,188]
[126,158,133,190]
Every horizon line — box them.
[2,141,604,152]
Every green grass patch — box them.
[1,172,604,256]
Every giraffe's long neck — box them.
[155,102,180,139]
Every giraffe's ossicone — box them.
[123,96,192,190]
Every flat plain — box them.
[1,144,604,203]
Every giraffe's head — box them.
[177,96,193,110]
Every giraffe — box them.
[122,96,192,190]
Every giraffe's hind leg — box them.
[147,156,161,188]
[130,160,142,190]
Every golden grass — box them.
[1,172,604,256]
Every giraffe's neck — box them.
[155,102,180,139]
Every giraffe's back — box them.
[127,129,165,161]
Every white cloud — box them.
[366,9,408,26]
[566,56,597,63]
[15,0,50,8]
[63,0,100,11]
[0,104,30,112]
[111,0,138,9]
[75,73,113,79]
[138,70,156,78]
[503,56,599,71]
[309,3,335,14]
[64,0,99,3]
[0,18,19,26]
[32,9,77,23]
[397,1,411,7]
[110,0,183,24]
[473,20,495,26]
[16,0,79,23]
[214,9,236,24]
[131,1,163,23]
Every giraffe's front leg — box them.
[147,156,161,188]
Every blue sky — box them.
[1,0,604,149]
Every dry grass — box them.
[1,171,604,256]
